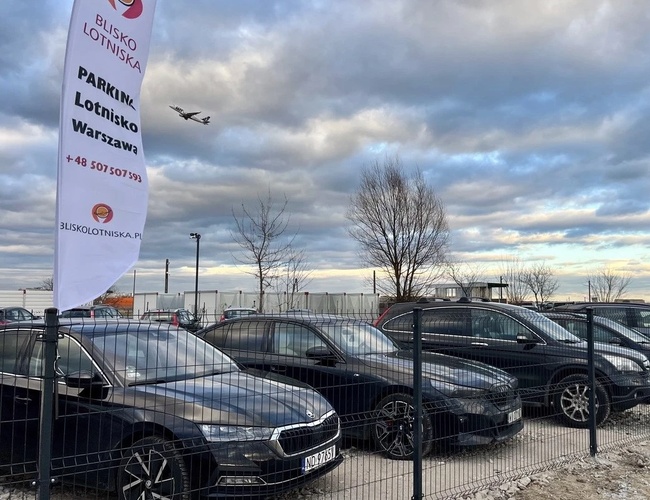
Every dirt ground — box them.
[4,412,650,500]
[477,440,650,500]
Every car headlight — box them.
[199,425,275,442]
[602,354,644,372]
[430,380,486,398]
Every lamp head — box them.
[190,232,201,240]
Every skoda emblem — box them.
[306,410,315,419]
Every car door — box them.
[201,320,271,369]
[25,332,119,478]
[419,307,549,394]
[268,320,367,429]
[0,327,38,471]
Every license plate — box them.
[508,408,522,423]
[303,445,336,473]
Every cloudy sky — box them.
[2,0,650,302]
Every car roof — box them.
[555,302,650,309]
[2,318,177,336]
[385,299,529,314]
[220,312,362,323]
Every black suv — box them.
[551,302,650,336]
[375,299,650,427]
[198,314,523,460]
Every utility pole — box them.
[164,259,169,293]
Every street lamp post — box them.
[189,233,201,318]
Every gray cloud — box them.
[2,0,650,301]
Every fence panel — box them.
[2,306,650,499]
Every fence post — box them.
[412,307,423,500]
[38,307,59,499]
[587,307,598,456]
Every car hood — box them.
[591,342,650,364]
[124,372,332,427]
[358,350,516,389]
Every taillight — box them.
[373,308,391,327]
[172,315,179,327]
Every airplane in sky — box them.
[169,105,210,125]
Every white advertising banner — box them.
[55,0,157,311]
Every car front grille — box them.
[277,412,340,456]
[487,384,518,410]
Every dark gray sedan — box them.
[198,314,523,460]
[0,319,342,499]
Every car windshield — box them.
[518,310,583,342]
[316,321,398,355]
[596,316,650,343]
[89,327,239,385]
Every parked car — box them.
[0,307,40,325]
[140,308,201,333]
[198,313,524,460]
[220,307,258,321]
[374,298,650,428]
[59,305,122,319]
[0,319,342,497]
[542,311,650,359]
[551,302,650,336]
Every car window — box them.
[273,322,326,357]
[91,328,238,384]
[633,310,650,329]
[557,320,615,343]
[30,335,95,378]
[0,330,32,374]
[592,307,628,326]
[317,321,397,355]
[222,321,267,351]
[6,310,20,321]
[470,310,526,341]
[421,308,471,336]
[382,311,414,333]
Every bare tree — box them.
[231,190,295,312]
[497,256,530,304]
[346,156,449,302]
[521,262,559,308]
[446,260,488,299]
[271,248,313,311]
[39,276,54,291]
[588,266,632,302]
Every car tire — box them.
[371,393,433,460]
[553,374,611,428]
[117,436,191,500]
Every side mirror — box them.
[516,333,538,344]
[305,346,337,361]
[608,337,622,345]
[64,370,104,389]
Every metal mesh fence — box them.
[1,303,650,499]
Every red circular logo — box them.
[92,203,114,224]
[107,0,144,20]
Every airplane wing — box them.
[185,111,201,117]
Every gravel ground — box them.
[3,409,650,500]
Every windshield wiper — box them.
[128,379,169,386]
